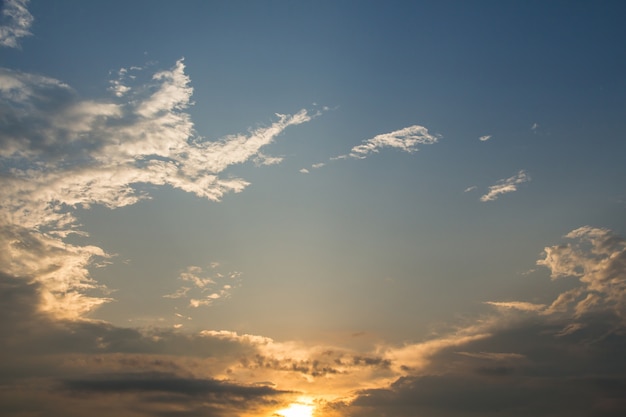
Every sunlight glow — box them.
[275,402,314,417]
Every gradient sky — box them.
[2,1,626,416]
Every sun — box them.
[274,402,314,417]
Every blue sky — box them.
[1,1,626,416]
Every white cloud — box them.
[299,168,309,174]
[537,226,626,321]
[480,170,530,202]
[0,0,32,48]
[484,301,546,312]
[479,135,492,141]
[166,265,242,308]
[311,162,325,169]
[464,185,477,193]
[332,125,440,160]
[0,59,318,319]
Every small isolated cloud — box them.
[312,162,325,169]
[332,125,440,160]
[480,170,530,202]
[484,301,546,312]
[464,185,477,193]
[299,168,309,174]
[164,265,242,308]
[531,122,539,131]
[253,152,284,166]
[0,0,32,48]
[479,135,492,142]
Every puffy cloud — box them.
[332,125,440,160]
[537,226,626,322]
[479,134,492,141]
[480,170,530,202]
[0,0,32,48]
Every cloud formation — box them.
[332,125,440,160]
[321,226,626,417]
[0,0,32,48]
[2,226,626,416]
[0,59,317,319]
[164,264,242,308]
[480,170,530,201]
[479,134,492,141]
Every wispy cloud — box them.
[479,134,492,141]
[480,170,530,201]
[464,185,477,193]
[0,0,32,48]
[0,59,318,319]
[332,125,440,160]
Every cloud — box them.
[319,226,626,417]
[0,59,318,319]
[164,265,241,308]
[464,185,477,193]
[537,226,626,322]
[480,170,530,202]
[2,227,626,416]
[479,135,492,141]
[299,168,310,174]
[0,0,32,48]
[332,125,440,160]
[484,301,546,312]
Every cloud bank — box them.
[2,226,625,416]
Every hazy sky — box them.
[2,1,626,416]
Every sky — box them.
[1,0,626,416]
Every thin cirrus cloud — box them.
[480,170,530,201]
[0,59,319,320]
[0,0,32,49]
[302,124,441,172]
[332,125,441,160]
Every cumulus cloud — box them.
[480,170,530,202]
[0,0,32,48]
[332,125,440,160]
[479,134,492,141]
[0,59,318,319]
[538,226,626,322]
